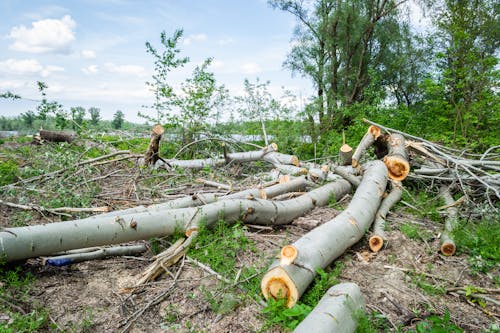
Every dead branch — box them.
[144,124,164,166]
[43,244,147,266]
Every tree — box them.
[173,58,228,144]
[35,81,67,129]
[140,29,189,124]
[424,0,499,145]
[269,0,411,132]
[112,110,125,129]
[70,106,86,131]
[88,107,101,127]
[21,111,36,129]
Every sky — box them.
[0,0,317,122]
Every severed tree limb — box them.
[333,166,361,187]
[144,124,165,166]
[0,178,350,262]
[43,244,147,266]
[293,282,365,333]
[261,161,388,307]
[39,129,76,143]
[0,199,110,216]
[369,180,403,252]
[352,125,381,167]
[383,133,410,181]
[439,186,459,256]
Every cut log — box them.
[39,129,76,143]
[0,178,351,262]
[333,166,361,187]
[261,161,388,307]
[43,244,147,267]
[293,282,365,333]
[352,126,381,167]
[339,144,353,166]
[369,180,403,252]
[439,186,459,256]
[264,151,300,167]
[383,133,410,181]
[144,124,165,166]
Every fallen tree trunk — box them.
[369,180,403,252]
[261,160,388,307]
[384,133,410,181]
[144,124,164,166]
[38,129,76,143]
[293,282,365,333]
[0,178,350,262]
[352,125,381,167]
[439,186,459,256]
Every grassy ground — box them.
[0,135,498,332]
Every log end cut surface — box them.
[369,235,384,252]
[384,156,410,181]
[261,266,298,308]
[440,242,456,256]
[152,124,165,135]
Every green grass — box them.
[355,310,394,332]
[453,217,500,273]
[407,310,462,333]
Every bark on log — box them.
[39,130,76,143]
[43,244,147,267]
[352,126,381,167]
[383,133,410,181]
[339,144,353,166]
[144,124,165,166]
[0,178,350,262]
[264,151,300,167]
[261,161,388,307]
[369,180,403,252]
[439,186,458,256]
[293,282,365,333]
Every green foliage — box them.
[88,107,101,127]
[411,274,446,296]
[0,160,19,186]
[408,310,462,333]
[453,218,500,273]
[112,110,125,129]
[400,223,421,240]
[355,310,393,333]
[301,263,344,306]
[262,297,312,330]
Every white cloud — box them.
[104,62,146,76]
[0,80,29,90]
[82,65,99,75]
[0,58,64,77]
[8,15,76,54]
[210,60,224,69]
[183,33,207,46]
[241,62,262,74]
[217,38,234,46]
[81,50,96,59]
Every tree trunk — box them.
[369,180,402,252]
[339,144,353,166]
[383,133,410,181]
[39,130,76,143]
[144,124,165,166]
[439,186,458,256]
[0,178,351,262]
[293,282,365,333]
[352,126,381,167]
[261,161,388,307]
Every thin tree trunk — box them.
[384,133,410,181]
[439,186,458,256]
[39,130,76,143]
[260,161,387,307]
[0,179,351,262]
[294,282,365,333]
[352,126,381,167]
[369,180,402,252]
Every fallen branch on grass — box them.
[293,282,365,333]
[261,161,388,307]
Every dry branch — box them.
[43,244,147,266]
[294,282,365,333]
[369,180,403,252]
[0,178,350,262]
[261,161,388,307]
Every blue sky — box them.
[0,0,314,122]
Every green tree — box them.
[112,110,125,129]
[269,0,412,132]
[35,81,67,129]
[141,29,189,123]
[88,107,101,127]
[70,106,86,131]
[174,58,228,144]
[21,111,36,129]
[425,0,499,145]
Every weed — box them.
[400,223,421,240]
[301,263,344,306]
[0,160,19,186]
[411,274,445,296]
[408,310,462,332]
[355,310,393,333]
[453,217,499,273]
[262,297,312,330]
